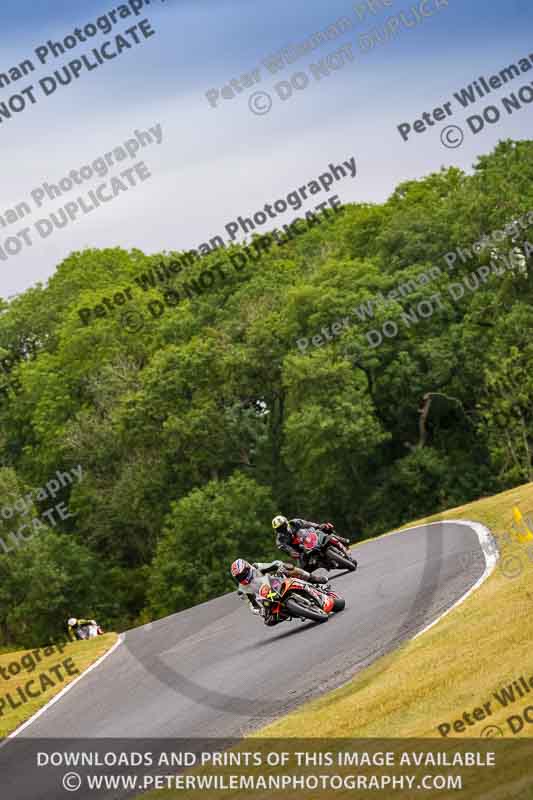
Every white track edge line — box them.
[351,518,499,640]
[0,633,124,747]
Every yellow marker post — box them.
[511,506,533,543]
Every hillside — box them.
[1,139,532,648]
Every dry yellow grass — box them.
[0,633,118,737]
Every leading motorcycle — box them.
[258,573,345,624]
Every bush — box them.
[0,530,110,648]
[146,473,276,618]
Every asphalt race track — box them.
[2,521,494,799]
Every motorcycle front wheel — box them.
[284,594,329,623]
[327,547,357,572]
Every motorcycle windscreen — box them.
[298,529,320,549]
[268,576,283,592]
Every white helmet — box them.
[67,617,77,627]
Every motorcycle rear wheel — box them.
[327,547,357,572]
[285,594,329,623]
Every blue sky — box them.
[0,0,531,296]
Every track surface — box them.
[2,522,490,799]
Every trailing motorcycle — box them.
[258,573,345,624]
[292,527,357,572]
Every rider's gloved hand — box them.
[320,522,335,531]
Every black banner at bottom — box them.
[1,737,531,800]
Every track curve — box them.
[1,521,496,799]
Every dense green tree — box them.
[0,140,532,645]
[0,530,110,647]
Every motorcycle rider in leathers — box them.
[230,559,328,626]
[272,515,350,571]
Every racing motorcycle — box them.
[292,527,357,572]
[258,573,345,624]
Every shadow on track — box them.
[238,611,348,651]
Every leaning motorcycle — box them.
[258,574,345,624]
[292,527,357,572]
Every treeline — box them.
[1,139,532,647]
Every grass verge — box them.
[0,632,118,737]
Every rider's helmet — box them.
[230,559,254,585]
[272,515,289,534]
[67,617,77,627]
